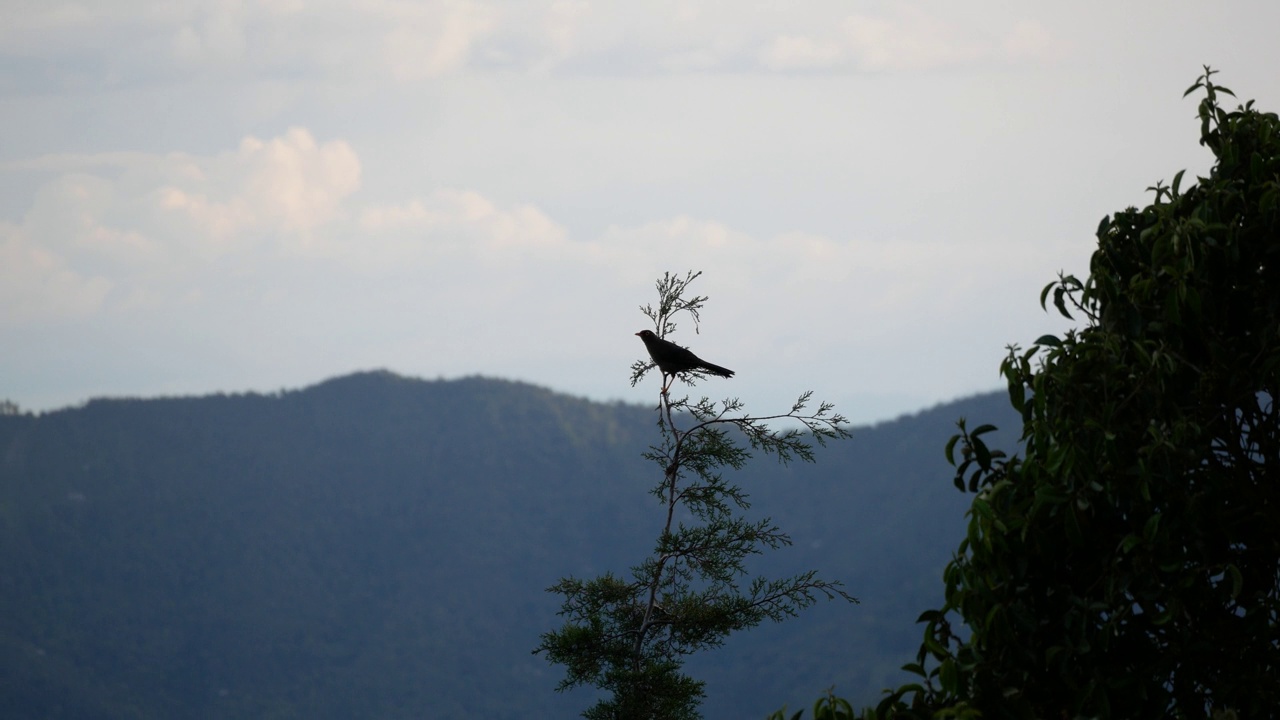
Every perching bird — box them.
[635,329,734,394]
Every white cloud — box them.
[359,190,567,265]
[0,129,579,325]
[760,35,846,72]
[154,128,361,253]
[0,0,1068,87]
[0,102,1083,420]
[544,0,590,49]
[233,128,362,236]
[1,130,351,324]
[839,7,1063,72]
[171,0,250,65]
[2,118,1061,368]
[1002,19,1064,62]
[755,6,1068,74]
[591,216,1059,328]
[380,0,498,80]
[20,172,165,275]
[841,7,977,71]
[0,221,111,324]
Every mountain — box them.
[0,371,1018,719]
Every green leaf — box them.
[938,657,959,693]
[1053,286,1073,319]
[944,434,961,466]
[971,436,992,469]
[1226,564,1243,600]
[1064,504,1082,543]
[1007,378,1026,414]
[900,661,926,676]
[1142,513,1161,541]
[1034,334,1062,348]
[971,424,998,437]
[1032,485,1068,513]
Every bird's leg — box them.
[661,372,673,395]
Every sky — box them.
[3,1,1278,425]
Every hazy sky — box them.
[3,1,1278,423]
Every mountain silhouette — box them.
[0,371,1016,719]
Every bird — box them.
[635,329,734,394]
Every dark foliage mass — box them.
[867,69,1280,719]
[0,372,1006,719]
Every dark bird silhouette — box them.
[635,329,734,394]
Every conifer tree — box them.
[535,271,856,719]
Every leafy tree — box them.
[535,271,857,719]
[768,689,858,720]
[867,68,1280,718]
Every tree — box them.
[535,271,857,719]
[868,68,1280,718]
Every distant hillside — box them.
[0,372,1019,719]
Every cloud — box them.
[0,0,1066,87]
[757,7,1065,74]
[0,221,112,325]
[17,171,166,287]
[591,216,1051,326]
[760,35,846,72]
[0,112,1083,422]
[172,1,250,65]
[1002,19,1063,61]
[541,0,590,59]
[169,127,361,245]
[1,120,1055,343]
[380,0,498,80]
[359,190,567,265]
[841,6,990,71]
[0,128,576,324]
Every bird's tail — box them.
[698,362,734,378]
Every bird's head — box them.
[635,330,655,339]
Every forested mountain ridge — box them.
[0,371,1016,719]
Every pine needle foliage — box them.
[535,271,857,719]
